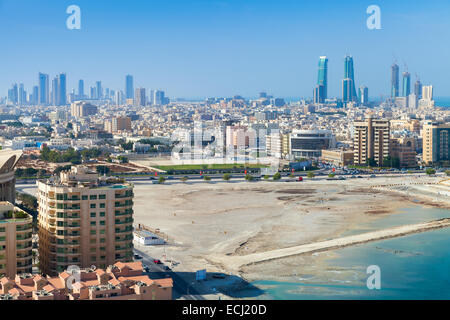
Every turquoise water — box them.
[245,207,450,300]
[434,97,450,108]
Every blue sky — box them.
[0,0,449,99]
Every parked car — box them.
[134,254,142,260]
[153,259,163,264]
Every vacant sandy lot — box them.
[17,175,449,298]
[131,175,449,283]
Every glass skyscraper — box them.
[391,63,399,98]
[126,75,134,100]
[78,79,84,99]
[38,72,49,105]
[58,73,67,105]
[317,56,328,102]
[402,72,411,97]
[343,55,357,102]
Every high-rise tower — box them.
[402,72,411,97]
[316,56,328,102]
[126,75,134,100]
[38,73,49,105]
[343,55,357,102]
[391,64,400,98]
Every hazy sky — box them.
[1,0,449,99]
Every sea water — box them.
[246,207,450,300]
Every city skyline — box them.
[2,54,440,104]
[0,0,449,98]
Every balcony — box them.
[115,219,133,225]
[16,235,32,241]
[115,228,133,234]
[115,193,133,199]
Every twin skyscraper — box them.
[313,55,361,104]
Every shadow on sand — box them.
[145,270,264,299]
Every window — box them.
[100,203,106,209]
[90,212,96,218]
[100,212,106,217]
[99,194,106,200]
[90,230,96,235]
[82,195,88,200]
[100,229,105,235]
[90,204,96,209]
[100,221,105,226]
[90,195,97,200]
[90,239,96,244]
[90,221,96,226]
[100,238,106,243]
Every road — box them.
[133,247,205,300]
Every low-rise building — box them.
[0,262,173,300]
[321,149,354,167]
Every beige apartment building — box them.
[422,121,450,165]
[0,150,22,203]
[70,101,98,118]
[104,117,132,134]
[390,137,417,168]
[37,166,134,276]
[353,117,390,166]
[0,202,33,278]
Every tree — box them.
[158,177,166,184]
[181,176,189,183]
[121,142,134,151]
[96,165,110,175]
[328,173,336,178]
[307,172,315,179]
[223,173,231,181]
[263,175,269,181]
[245,174,254,181]
[203,175,211,182]
[273,172,281,181]
[445,170,450,177]
[367,158,377,167]
[383,156,400,169]
[426,168,436,176]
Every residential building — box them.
[390,137,417,168]
[422,121,450,165]
[135,88,146,107]
[0,262,172,300]
[0,202,33,278]
[70,101,98,118]
[353,117,390,166]
[37,166,134,275]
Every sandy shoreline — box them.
[16,174,450,299]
